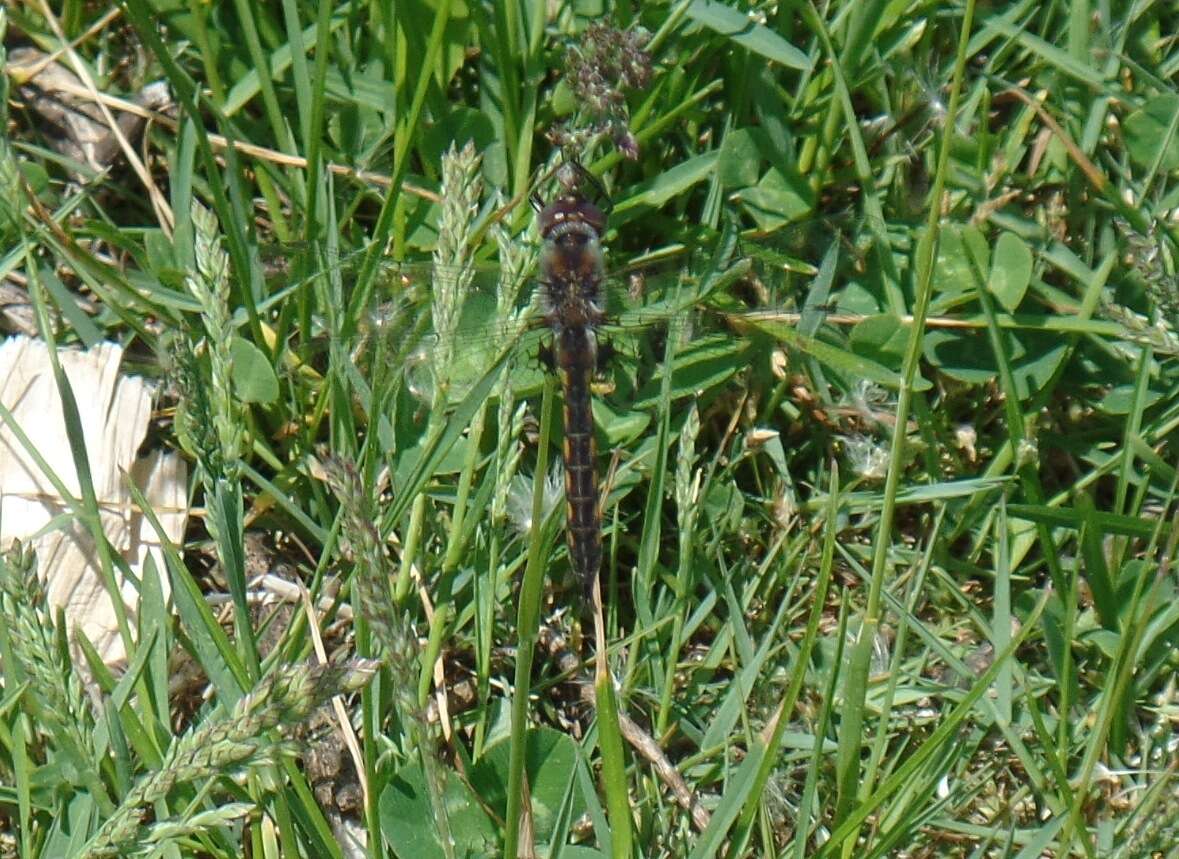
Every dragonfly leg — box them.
[597,338,615,373]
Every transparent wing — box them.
[262,215,862,406]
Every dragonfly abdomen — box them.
[537,186,608,598]
[556,324,601,596]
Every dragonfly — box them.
[275,185,868,594]
[533,187,615,596]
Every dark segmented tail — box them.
[557,330,602,598]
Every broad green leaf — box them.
[1123,94,1179,171]
[924,328,998,384]
[614,152,719,213]
[686,1,812,70]
[925,328,1068,396]
[594,397,651,447]
[704,481,744,532]
[961,225,990,274]
[380,761,498,858]
[467,727,584,843]
[230,336,279,404]
[929,226,976,309]
[716,128,762,189]
[731,166,814,231]
[420,107,497,169]
[988,232,1033,312]
[550,77,576,117]
[849,314,908,365]
[1098,384,1162,415]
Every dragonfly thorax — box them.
[539,194,606,331]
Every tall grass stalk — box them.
[503,375,557,858]
[830,0,977,846]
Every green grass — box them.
[2,1,1179,857]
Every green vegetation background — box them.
[1,1,1178,857]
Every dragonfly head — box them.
[539,195,607,241]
